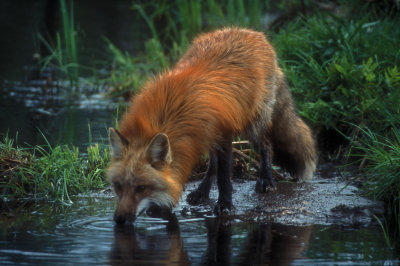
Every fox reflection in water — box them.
[109,214,312,265]
[109,224,190,265]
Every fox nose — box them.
[114,215,126,225]
[114,212,136,225]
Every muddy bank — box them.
[178,165,383,226]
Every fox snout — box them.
[113,194,142,225]
[113,195,149,225]
[114,201,137,225]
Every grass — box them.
[104,36,176,98]
[349,126,400,245]
[0,134,109,204]
[36,0,80,87]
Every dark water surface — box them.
[1,183,398,266]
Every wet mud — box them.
[179,164,383,227]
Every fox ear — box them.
[109,127,129,160]
[147,133,172,169]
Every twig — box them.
[2,158,24,164]
[232,147,287,181]
[232,140,249,145]
[233,147,260,167]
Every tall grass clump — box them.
[37,0,80,86]
[350,127,400,245]
[0,135,109,204]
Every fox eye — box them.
[135,185,146,193]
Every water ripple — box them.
[60,216,114,233]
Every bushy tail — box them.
[269,79,316,181]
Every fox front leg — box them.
[214,138,234,215]
[187,151,217,205]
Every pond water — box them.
[0,185,398,266]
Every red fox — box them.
[108,27,316,224]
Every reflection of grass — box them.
[0,134,109,204]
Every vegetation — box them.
[0,134,109,203]
[350,127,400,240]
[36,0,80,87]
[273,14,400,141]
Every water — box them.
[0,79,118,149]
[0,189,398,266]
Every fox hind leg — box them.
[255,142,277,193]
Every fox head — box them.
[107,128,181,225]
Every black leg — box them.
[187,151,218,205]
[255,144,276,193]
[214,138,234,215]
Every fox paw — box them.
[213,201,234,216]
[186,190,210,205]
[255,178,276,193]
